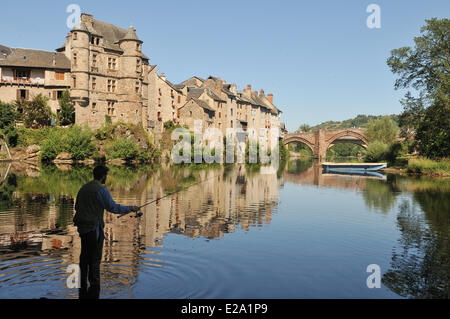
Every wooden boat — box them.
[322,162,387,172]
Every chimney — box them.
[253,90,258,96]
[160,73,166,81]
[259,89,265,97]
[268,94,273,104]
[247,84,251,92]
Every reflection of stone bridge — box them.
[283,129,368,160]
[284,162,372,191]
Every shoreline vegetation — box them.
[0,121,290,169]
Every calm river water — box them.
[0,160,448,299]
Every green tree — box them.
[0,101,18,147]
[21,94,53,129]
[299,124,311,132]
[365,116,399,145]
[415,92,450,158]
[57,90,75,126]
[387,18,450,158]
[364,141,389,162]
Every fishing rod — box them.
[118,172,219,219]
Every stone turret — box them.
[70,20,90,107]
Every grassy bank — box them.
[406,158,450,177]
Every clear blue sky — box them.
[1,0,448,131]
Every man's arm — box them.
[97,187,137,215]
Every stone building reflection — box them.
[0,164,281,297]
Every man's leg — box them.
[88,228,104,299]
[79,232,90,291]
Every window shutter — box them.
[16,89,20,100]
[25,90,30,101]
[53,91,57,100]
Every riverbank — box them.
[383,157,450,178]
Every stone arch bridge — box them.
[283,129,368,160]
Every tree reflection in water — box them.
[382,188,449,298]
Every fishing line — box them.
[118,171,220,219]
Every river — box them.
[0,160,448,299]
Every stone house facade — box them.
[56,13,150,129]
[0,13,283,149]
[0,45,71,114]
[148,67,186,136]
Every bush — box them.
[0,101,18,147]
[385,141,407,164]
[41,130,64,161]
[21,94,53,129]
[364,141,389,162]
[16,127,53,147]
[40,126,96,161]
[63,126,96,160]
[107,138,139,161]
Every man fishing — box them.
[73,165,140,299]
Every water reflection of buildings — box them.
[0,164,281,296]
[139,165,281,246]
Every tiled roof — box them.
[193,98,216,112]
[0,45,71,69]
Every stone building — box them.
[56,13,150,129]
[0,13,283,147]
[0,44,71,114]
[174,75,283,148]
[148,67,186,136]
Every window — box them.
[136,43,141,51]
[14,69,31,80]
[108,57,117,70]
[219,112,221,118]
[189,111,192,117]
[57,91,64,99]
[157,112,162,121]
[19,89,28,100]
[231,109,233,116]
[92,77,96,90]
[73,76,77,88]
[135,81,140,94]
[73,32,78,40]
[107,79,116,92]
[136,59,141,72]
[73,53,77,66]
[92,102,97,110]
[178,96,181,104]
[158,88,162,96]
[55,71,64,81]
[92,54,97,67]
[91,36,95,45]
[107,101,115,115]
[96,38,100,46]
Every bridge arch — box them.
[325,130,368,151]
[283,136,315,155]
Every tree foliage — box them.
[57,90,75,126]
[0,101,18,147]
[365,116,399,145]
[387,18,450,158]
[20,94,53,129]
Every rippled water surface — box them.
[0,160,448,299]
